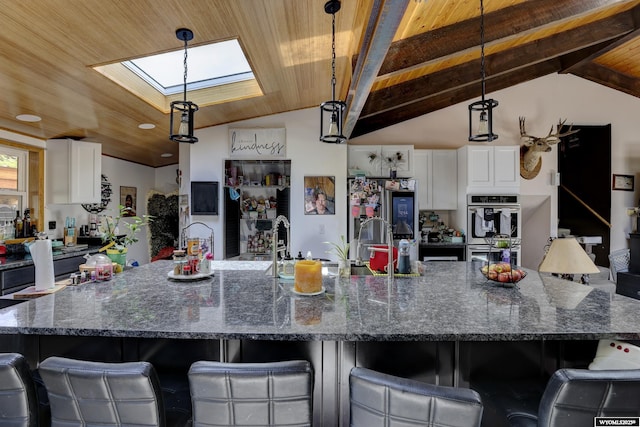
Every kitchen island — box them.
[0,259,639,425]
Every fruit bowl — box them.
[480,262,527,286]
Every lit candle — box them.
[294,260,323,293]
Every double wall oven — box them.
[466,194,521,265]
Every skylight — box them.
[123,39,254,95]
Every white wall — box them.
[186,108,348,261]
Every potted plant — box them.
[324,235,350,278]
[102,205,153,267]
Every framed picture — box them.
[612,174,634,191]
[120,186,137,217]
[304,176,335,215]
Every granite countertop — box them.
[0,260,639,342]
[0,245,102,271]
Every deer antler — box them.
[519,116,535,144]
[544,119,579,144]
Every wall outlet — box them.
[319,224,325,235]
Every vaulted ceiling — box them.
[1,0,639,167]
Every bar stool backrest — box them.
[608,249,630,282]
[39,356,166,427]
[350,367,483,427]
[0,353,38,427]
[188,360,313,426]
[537,368,640,427]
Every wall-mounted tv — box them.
[191,181,219,215]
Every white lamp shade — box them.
[538,237,600,274]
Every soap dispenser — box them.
[398,239,411,274]
[283,252,295,276]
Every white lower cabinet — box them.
[414,149,457,210]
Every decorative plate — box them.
[292,286,326,296]
[167,270,214,281]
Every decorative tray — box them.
[167,270,215,281]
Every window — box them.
[0,146,27,231]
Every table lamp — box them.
[538,237,600,284]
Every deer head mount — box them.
[519,117,579,179]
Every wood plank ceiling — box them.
[0,0,638,167]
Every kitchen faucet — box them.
[356,217,394,279]
[267,215,290,277]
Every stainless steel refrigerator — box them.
[347,177,417,258]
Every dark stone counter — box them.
[0,245,101,271]
[1,260,639,342]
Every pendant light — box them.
[468,0,498,142]
[319,0,347,144]
[170,28,199,144]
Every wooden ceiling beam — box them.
[561,27,640,73]
[352,60,564,137]
[569,62,640,96]
[342,0,410,140]
[360,12,635,118]
[376,0,623,77]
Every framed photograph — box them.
[304,176,335,215]
[612,174,634,191]
[120,186,137,217]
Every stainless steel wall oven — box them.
[466,194,521,264]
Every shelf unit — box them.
[223,159,291,259]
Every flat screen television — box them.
[191,181,219,215]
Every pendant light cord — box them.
[182,36,189,103]
[331,11,337,103]
[480,0,486,103]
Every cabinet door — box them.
[413,150,432,210]
[467,146,493,187]
[348,145,381,176]
[493,146,520,187]
[431,150,457,210]
[381,145,414,177]
[47,139,101,204]
[70,141,101,203]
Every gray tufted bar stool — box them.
[39,356,170,427]
[475,368,640,427]
[0,353,40,427]
[188,360,313,426]
[350,367,484,427]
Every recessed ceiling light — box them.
[138,123,155,129]
[160,153,173,158]
[16,114,42,122]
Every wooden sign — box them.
[229,128,286,158]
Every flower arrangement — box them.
[384,152,404,170]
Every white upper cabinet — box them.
[458,145,519,194]
[414,149,457,210]
[348,145,414,177]
[46,139,102,204]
